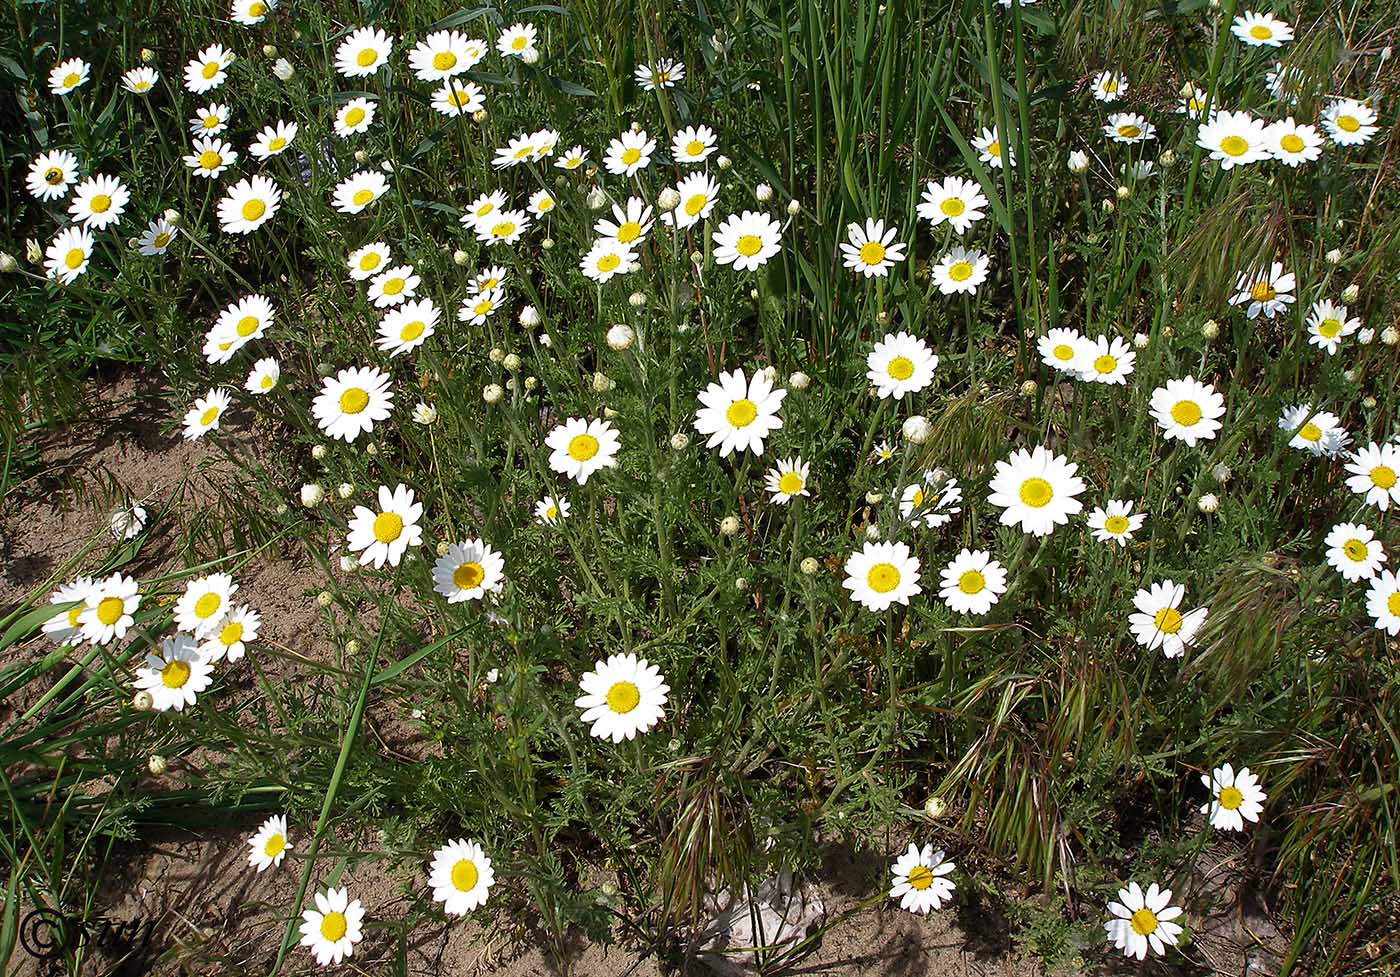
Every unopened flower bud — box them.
[541,237,554,250]
[902,415,931,444]
[503,353,521,372]
[1382,326,1399,346]
[720,515,740,536]
[520,305,540,326]
[717,155,731,170]
[755,182,772,202]
[483,383,504,403]
[628,291,646,308]
[521,47,539,65]
[25,239,43,264]
[1342,284,1360,303]
[336,482,354,499]
[1158,149,1176,167]
[262,44,278,58]
[606,324,634,350]
[524,376,538,390]
[163,208,182,226]
[453,249,469,266]
[354,149,369,164]
[0,253,17,273]
[787,199,801,216]
[1362,395,1377,409]
[132,690,154,711]
[316,591,333,607]
[1020,379,1038,397]
[800,557,820,575]
[1358,327,1374,344]
[1198,493,1220,513]
[1116,185,1131,200]
[1201,318,1219,340]
[1068,150,1089,174]
[141,48,156,64]
[344,640,360,655]
[1133,333,1150,348]
[300,483,324,507]
[658,188,680,211]
[148,755,168,775]
[311,444,327,461]
[864,524,881,540]
[472,109,487,123]
[1325,248,1342,265]
[338,555,356,572]
[789,371,810,390]
[670,432,689,450]
[591,371,612,392]
[273,58,294,81]
[1102,198,1115,213]
[586,187,607,210]
[489,347,504,364]
[1212,462,1231,483]
[735,577,749,591]
[924,796,947,818]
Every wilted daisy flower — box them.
[1345,442,1400,511]
[765,457,811,503]
[546,417,621,484]
[68,174,129,229]
[971,126,1013,168]
[713,211,783,271]
[138,218,179,256]
[1366,570,1400,634]
[466,265,508,294]
[377,298,439,356]
[1129,579,1207,658]
[27,149,80,201]
[231,0,275,26]
[1266,62,1304,102]
[409,30,480,82]
[867,332,936,400]
[579,238,637,282]
[182,388,232,440]
[412,403,438,425]
[1201,763,1267,831]
[1278,404,1347,457]
[42,577,97,647]
[246,357,280,394]
[204,293,275,364]
[497,22,538,57]
[49,57,91,95]
[576,654,668,742]
[596,197,654,247]
[78,573,140,645]
[1267,117,1323,166]
[190,102,230,135]
[1230,261,1294,318]
[1197,109,1270,168]
[347,484,424,569]
[201,604,259,662]
[184,136,238,179]
[462,190,509,228]
[1231,10,1293,46]
[332,171,389,215]
[872,441,897,465]
[901,474,962,528]
[432,540,505,603]
[248,815,291,873]
[987,445,1085,536]
[1324,522,1386,582]
[184,43,234,93]
[347,242,391,281]
[493,132,540,169]
[889,844,956,914]
[43,227,94,285]
[528,189,556,216]
[693,368,786,457]
[1104,112,1155,143]
[556,145,589,170]
[314,366,393,442]
[334,97,377,137]
[672,124,716,163]
[844,541,921,612]
[661,172,720,230]
[1037,327,1093,376]
[1177,84,1209,117]
[368,265,420,308]
[1079,335,1136,384]
[133,635,212,712]
[1305,300,1359,354]
[636,58,683,90]
[1104,882,1183,961]
[1322,98,1378,147]
[429,839,495,915]
[604,128,656,176]
[175,572,238,637]
[1090,70,1126,102]
[1086,500,1145,546]
[121,65,159,94]
[458,287,505,325]
[931,247,990,295]
[1150,377,1225,446]
[840,218,907,278]
[476,208,531,245]
[336,26,393,78]
[917,175,987,234]
[250,120,297,160]
[219,175,280,234]
[299,887,364,967]
[431,79,485,116]
[536,495,571,524]
[939,549,1007,616]
[110,503,147,541]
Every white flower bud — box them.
[1212,462,1231,483]
[0,253,17,273]
[24,239,42,264]
[1102,198,1115,213]
[755,182,772,202]
[1197,493,1219,513]
[472,109,488,123]
[670,432,689,450]
[365,442,378,456]
[787,199,801,216]
[657,188,680,211]
[1326,248,1342,265]
[354,149,369,164]
[1342,284,1360,303]
[591,371,613,393]
[148,755,168,775]
[262,44,278,58]
[716,155,731,170]
[1382,326,1400,346]
[902,415,931,444]
[628,291,647,308]
[1344,368,1358,383]
[1158,149,1176,167]
[519,305,540,327]
[1201,319,1219,340]
[345,640,360,655]
[541,237,554,250]
[453,249,470,266]
[300,483,324,507]
[503,353,522,372]
[1020,379,1038,397]
[413,402,438,425]
[1133,333,1150,349]
[1358,327,1375,344]
[272,58,294,81]
[483,383,504,403]
[338,555,356,573]
[525,376,538,390]
[924,796,947,819]
[864,524,881,540]
[763,366,778,383]
[140,48,156,64]
[606,324,635,350]
[1068,150,1089,174]
[337,482,354,499]
[1362,395,1377,409]
[800,557,820,576]
[163,208,182,226]
[539,332,552,347]
[586,187,607,210]
[1115,185,1131,200]
[132,690,154,711]
[735,577,749,591]
[311,444,327,461]
[521,47,539,64]
[789,371,810,390]
[435,541,451,557]
[865,491,883,505]
[720,515,741,536]
[489,347,504,364]
[316,591,333,607]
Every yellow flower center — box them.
[1389,592,1400,616]
[359,253,381,271]
[1280,133,1305,153]
[203,115,221,129]
[241,199,266,221]
[44,167,64,184]
[957,570,985,595]
[263,833,285,857]
[451,858,479,891]
[1053,343,1074,361]
[907,866,934,890]
[344,107,366,127]
[616,221,642,243]
[886,356,915,381]
[202,61,221,80]
[1298,422,1322,443]
[1129,908,1158,936]
[372,511,404,543]
[236,315,260,337]
[96,597,125,626]
[249,1,267,15]
[64,248,85,270]
[1093,354,1118,374]
[433,52,458,71]
[1153,607,1184,634]
[320,911,347,941]
[866,563,900,594]
[339,387,369,414]
[400,321,425,342]
[778,472,804,495]
[910,488,925,507]
[1317,318,1342,338]
[1220,135,1250,157]
[1337,115,1360,133]
[940,197,965,217]
[491,221,516,238]
[89,194,112,214]
[268,136,287,151]
[473,299,493,316]
[453,561,485,590]
[859,241,887,266]
[606,680,641,713]
[620,147,642,165]
[63,72,80,87]
[725,399,758,428]
[686,139,705,156]
[735,234,763,257]
[199,407,219,426]
[545,505,558,520]
[260,375,274,389]
[194,592,223,619]
[1370,465,1397,489]
[67,607,83,627]
[1102,79,1118,93]
[1250,281,1276,302]
[1170,401,1202,426]
[567,433,599,461]
[1248,24,1272,40]
[1218,784,1244,809]
[381,277,404,295]
[153,232,172,248]
[161,659,192,688]
[219,621,245,645]
[356,48,378,68]
[947,261,973,282]
[511,36,527,51]
[684,193,709,216]
[986,140,1001,158]
[513,145,534,160]
[1103,515,1130,534]
[596,254,620,272]
[1018,477,1053,508]
[1118,124,1141,139]
[535,196,553,211]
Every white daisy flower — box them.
[41,576,98,647]
[43,227,94,285]
[122,66,160,94]
[1267,117,1323,166]
[246,357,280,395]
[138,218,179,256]
[78,573,141,646]
[26,149,80,201]
[931,247,990,295]
[867,332,937,400]
[1365,569,1400,635]
[1128,579,1208,659]
[298,887,364,966]
[431,79,485,116]
[190,102,231,136]
[595,197,653,247]
[1078,335,1135,384]
[1086,499,1145,546]
[1321,98,1379,147]
[1200,763,1267,831]
[496,22,538,58]
[939,549,1007,616]
[917,175,987,234]
[1324,522,1385,582]
[661,172,720,229]
[971,126,1013,168]
[1305,299,1359,354]
[1104,882,1184,960]
[347,484,424,569]
[68,174,130,230]
[182,387,232,440]
[712,211,783,271]
[579,238,636,282]
[840,218,907,278]
[888,844,956,914]
[603,128,656,177]
[536,495,571,524]
[635,57,683,90]
[312,365,394,443]
[184,43,235,94]
[764,456,811,504]
[575,653,669,742]
[409,30,479,82]
[174,572,238,637]
[693,368,786,457]
[431,540,505,603]
[986,445,1086,537]
[843,541,921,612]
[1196,109,1270,168]
[458,288,505,326]
[1037,327,1094,376]
[367,264,420,309]
[546,417,621,485]
[133,634,213,712]
[347,242,391,281]
[672,124,716,163]
[1090,70,1127,102]
[49,57,91,95]
[247,814,291,872]
[218,175,281,234]
[336,26,394,78]
[1148,377,1225,446]
[1231,10,1293,47]
[249,120,298,160]
[202,604,260,662]
[332,171,389,215]
[1344,442,1400,511]
[377,298,439,356]
[475,208,531,245]
[428,839,496,914]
